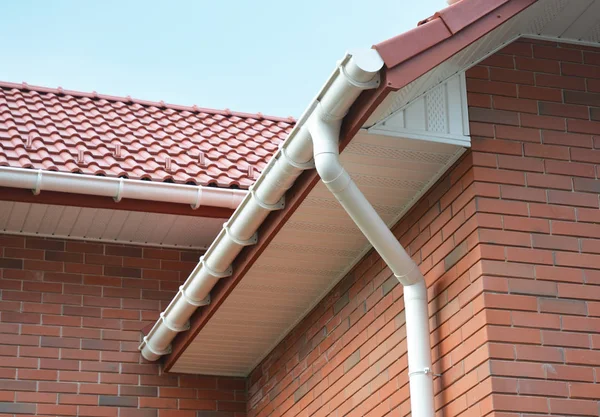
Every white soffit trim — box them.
[0,201,222,249]
[368,73,470,147]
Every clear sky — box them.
[2,0,442,117]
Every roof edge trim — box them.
[375,0,534,72]
[380,0,538,90]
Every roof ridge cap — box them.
[0,80,296,124]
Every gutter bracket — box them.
[191,186,203,210]
[408,367,441,378]
[224,223,258,246]
[32,170,42,195]
[113,178,124,202]
[199,256,233,279]
[249,186,285,211]
[179,286,211,308]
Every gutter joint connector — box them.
[141,336,172,357]
[160,311,191,332]
[224,223,258,246]
[198,256,233,279]
[249,185,285,211]
[179,286,212,307]
[32,169,43,195]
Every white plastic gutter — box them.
[0,166,245,210]
[139,49,434,417]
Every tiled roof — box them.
[0,81,295,189]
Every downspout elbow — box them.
[311,116,352,194]
[309,50,434,417]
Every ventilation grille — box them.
[528,0,569,34]
[285,221,360,235]
[586,21,600,42]
[426,84,447,133]
[346,142,453,164]
[303,197,345,211]
[374,0,570,122]
[237,282,318,295]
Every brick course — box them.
[0,236,246,416]
[247,38,600,417]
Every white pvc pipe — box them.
[0,166,246,210]
[404,281,435,417]
[309,66,435,417]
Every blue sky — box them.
[2,0,441,117]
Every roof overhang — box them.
[0,168,246,248]
[0,199,225,250]
[154,0,600,375]
[172,130,467,375]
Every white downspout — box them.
[307,57,435,417]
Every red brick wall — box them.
[0,235,246,417]
[463,38,600,417]
[246,38,600,417]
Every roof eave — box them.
[158,0,541,372]
[375,0,539,89]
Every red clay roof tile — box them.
[374,0,538,89]
[0,81,295,189]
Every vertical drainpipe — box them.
[308,51,435,417]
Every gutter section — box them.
[141,45,436,417]
[139,51,385,361]
[0,166,245,210]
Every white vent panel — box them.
[369,73,470,147]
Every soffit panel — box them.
[172,130,465,376]
[0,200,223,249]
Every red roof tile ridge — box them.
[0,80,297,124]
[375,0,525,70]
